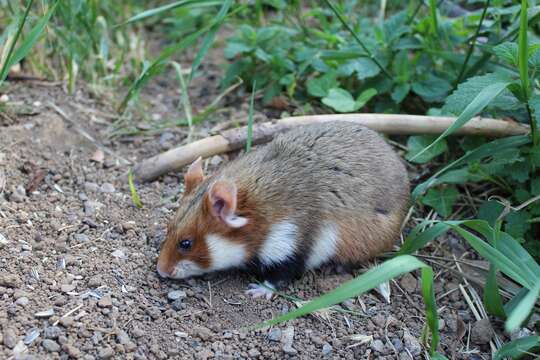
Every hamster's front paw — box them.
[245,281,275,300]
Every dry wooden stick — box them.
[133,114,530,182]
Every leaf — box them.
[410,78,512,162]
[422,187,459,217]
[397,222,450,255]
[307,72,338,98]
[421,267,439,354]
[493,42,518,66]
[411,74,451,102]
[531,177,540,195]
[128,169,143,209]
[507,161,530,183]
[321,88,376,113]
[223,41,252,58]
[505,210,531,239]
[478,201,505,226]
[493,336,540,360]
[484,264,507,319]
[354,88,377,109]
[505,283,540,332]
[353,58,381,80]
[391,83,410,103]
[406,136,447,164]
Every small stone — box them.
[111,249,126,260]
[0,94,9,102]
[267,328,281,342]
[116,330,131,345]
[35,308,55,318]
[98,346,114,359]
[248,348,260,357]
[167,290,186,301]
[13,340,27,357]
[59,316,74,328]
[74,233,90,242]
[23,329,40,345]
[10,185,26,202]
[372,314,386,327]
[84,201,102,216]
[281,326,296,355]
[399,273,418,293]
[371,339,385,353]
[471,319,494,345]
[87,275,102,287]
[124,341,137,352]
[98,295,112,308]
[3,328,17,348]
[0,273,22,288]
[322,343,333,356]
[63,343,82,358]
[42,339,61,352]
[43,326,62,339]
[194,349,214,360]
[121,221,136,232]
[84,182,99,193]
[100,183,115,193]
[61,284,76,293]
[193,325,213,341]
[131,328,144,338]
[15,296,29,306]
[403,330,421,356]
[13,289,29,299]
[0,233,7,247]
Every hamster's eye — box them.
[177,239,193,252]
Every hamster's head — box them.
[156,158,251,280]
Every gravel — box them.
[42,339,61,352]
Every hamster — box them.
[156,121,410,299]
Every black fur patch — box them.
[247,253,306,286]
[375,207,388,215]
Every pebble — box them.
[35,308,55,318]
[116,330,131,345]
[322,343,333,356]
[371,339,385,353]
[15,296,29,306]
[248,348,260,357]
[42,339,61,352]
[60,316,74,328]
[10,185,26,202]
[111,249,127,260]
[63,343,82,358]
[100,183,115,193]
[74,233,90,242]
[471,319,494,344]
[403,330,421,356]
[0,232,7,247]
[267,328,281,342]
[23,328,40,345]
[0,94,9,102]
[98,346,114,359]
[44,326,62,339]
[372,314,386,327]
[98,295,112,308]
[61,284,76,293]
[281,326,297,355]
[84,182,99,193]
[167,290,187,301]
[195,349,214,360]
[193,325,213,341]
[87,275,102,287]
[13,341,27,357]
[3,328,17,348]
[399,273,418,293]
[84,201,102,216]
[0,273,22,288]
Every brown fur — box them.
[157,121,410,275]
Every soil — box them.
[0,53,529,359]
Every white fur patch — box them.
[170,260,205,279]
[306,223,339,269]
[206,234,247,271]
[258,221,298,266]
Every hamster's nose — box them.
[156,264,169,279]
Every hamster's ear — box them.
[184,157,204,194]
[208,180,248,228]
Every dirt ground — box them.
[0,57,529,360]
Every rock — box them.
[399,273,418,293]
[10,185,26,202]
[13,340,27,357]
[281,326,297,355]
[248,348,260,357]
[471,319,494,344]
[100,183,115,193]
[42,339,61,352]
[98,295,112,308]
[63,343,82,358]
[87,275,102,287]
[194,349,214,360]
[403,330,421,356]
[111,249,126,260]
[59,316,74,327]
[84,182,99,193]
[43,326,62,339]
[116,330,131,345]
[131,328,144,339]
[61,284,76,293]
[193,325,213,341]
[322,343,333,356]
[84,201,102,216]
[372,314,386,327]
[3,328,17,348]
[98,346,114,359]
[35,308,55,318]
[0,273,22,288]
[23,328,40,345]
[15,296,29,306]
[159,132,175,150]
[371,339,385,353]
[74,233,90,242]
[267,328,281,342]
[167,290,186,301]
[121,221,136,232]
[0,232,7,247]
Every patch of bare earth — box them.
[0,69,499,359]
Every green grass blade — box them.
[254,255,427,328]
[246,80,256,153]
[170,61,193,129]
[505,282,540,332]
[397,222,449,255]
[493,336,540,360]
[128,169,143,209]
[518,0,530,100]
[483,264,507,319]
[428,0,437,35]
[412,135,530,200]
[117,0,222,26]
[421,267,440,355]
[410,80,511,162]
[188,0,232,84]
